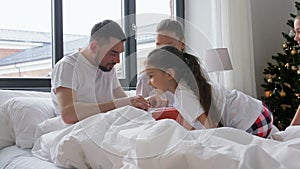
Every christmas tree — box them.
[261,1,300,130]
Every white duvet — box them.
[32,106,300,169]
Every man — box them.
[136,19,185,106]
[51,20,149,124]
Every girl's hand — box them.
[146,95,168,108]
[129,95,150,110]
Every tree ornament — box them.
[285,63,290,69]
[291,65,298,71]
[279,90,286,97]
[291,48,298,55]
[264,91,272,98]
[267,78,272,83]
[273,87,277,94]
[289,30,296,37]
[295,93,300,99]
[282,42,288,49]
[297,70,300,74]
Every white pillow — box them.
[34,116,71,141]
[0,104,14,149]
[0,90,50,104]
[4,97,55,149]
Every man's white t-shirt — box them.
[51,52,121,115]
[173,82,263,131]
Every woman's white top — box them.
[173,82,262,130]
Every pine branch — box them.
[287,19,294,27]
[296,1,300,11]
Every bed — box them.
[1,89,300,169]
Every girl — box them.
[145,45,273,138]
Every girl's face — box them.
[145,67,174,92]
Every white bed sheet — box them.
[32,106,300,169]
[0,145,61,169]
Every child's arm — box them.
[180,113,207,130]
[180,118,195,130]
[196,113,211,128]
[291,105,300,126]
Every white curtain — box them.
[211,0,257,97]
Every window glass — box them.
[136,0,173,74]
[62,0,124,78]
[0,0,51,77]
[0,0,182,90]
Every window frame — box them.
[0,0,184,91]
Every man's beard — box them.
[99,65,111,72]
[99,63,116,72]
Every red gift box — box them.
[150,107,183,124]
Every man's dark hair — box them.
[90,20,126,43]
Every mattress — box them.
[0,146,60,169]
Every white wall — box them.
[185,0,296,98]
[185,1,213,58]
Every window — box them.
[0,0,184,91]
[136,0,174,75]
[0,0,52,78]
[62,0,124,78]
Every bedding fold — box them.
[32,106,300,169]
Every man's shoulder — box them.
[62,52,79,62]
[55,52,80,67]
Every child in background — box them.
[145,45,273,138]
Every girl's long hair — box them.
[147,46,221,127]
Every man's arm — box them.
[56,87,149,124]
[113,86,127,98]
